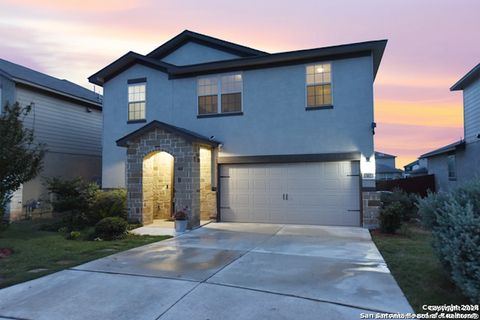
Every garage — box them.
[219,161,361,226]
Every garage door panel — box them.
[220,161,360,226]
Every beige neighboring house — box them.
[0,58,102,221]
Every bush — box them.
[380,188,418,221]
[379,202,403,234]
[88,189,127,225]
[46,177,99,229]
[421,180,480,303]
[67,231,81,240]
[94,217,128,241]
[416,192,448,229]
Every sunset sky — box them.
[1,0,479,168]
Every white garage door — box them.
[220,161,360,226]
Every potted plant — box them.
[173,208,188,233]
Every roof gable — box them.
[146,30,267,60]
[160,41,244,66]
[89,36,387,86]
[116,120,221,147]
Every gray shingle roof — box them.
[420,140,465,158]
[375,151,396,158]
[116,120,221,147]
[89,30,387,86]
[451,63,480,91]
[0,58,102,106]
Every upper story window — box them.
[306,63,332,108]
[198,74,242,116]
[447,154,456,180]
[128,81,146,121]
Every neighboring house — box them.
[89,30,387,228]
[375,151,403,180]
[403,159,428,177]
[0,58,102,221]
[420,63,480,192]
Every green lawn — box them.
[0,219,171,289]
[371,224,469,311]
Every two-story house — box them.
[89,30,387,228]
[420,63,480,192]
[0,58,102,221]
[374,151,403,180]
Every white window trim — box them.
[196,73,243,115]
[305,62,333,108]
[128,82,146,121]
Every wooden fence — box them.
[376,175,435,197]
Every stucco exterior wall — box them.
[102,55,375,188]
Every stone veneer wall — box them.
[143,152,173,220]
[199,148,217,220]
[126,128,201,229]
[362,191,381,228]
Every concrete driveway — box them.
[0,223,413,320]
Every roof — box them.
[376,163,403,174]
[89,30,387,86]
[147,30,267,59]
[0,58,102,107]
[420,140,465,158]
[375,151,396,158]
[116,120,221,147]
[451,63,480,91]
[403,159,419,169]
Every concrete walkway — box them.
[0,223,413,320]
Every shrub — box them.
[67,231,81,240]
[46,177,99,229]
[428,180,480,303]
[416,192,448,229]
[94,217,128,241]
[379,202,403,234]
[88,189,127,225]
[380,188,418,221]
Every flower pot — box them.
[175,220,188,233]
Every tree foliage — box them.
[0,102,45,219]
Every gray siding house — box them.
[90,30,387,228]
[0,59,102,221]
[374,151,403,180]
[420,63,480,192]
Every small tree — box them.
[0,102,45,221]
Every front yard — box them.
[371,224,469,311]
[0,219,170,289]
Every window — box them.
[198,74,242,115]
[128,83,146,121]
[447,154,456,180]
[306,63,332,108]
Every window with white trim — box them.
[128,83,146,121]
[198,74,242,115]
[306,63,332,107]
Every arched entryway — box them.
[142,151,174,224]
[116,120,220,230]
